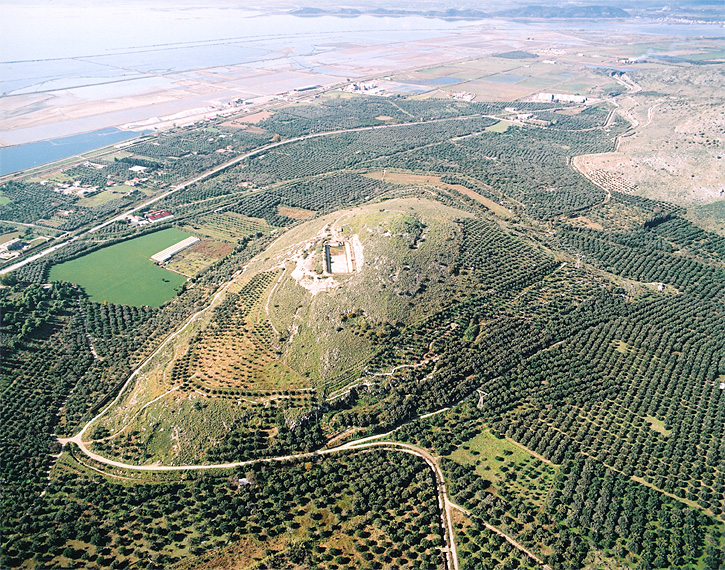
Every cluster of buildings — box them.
[342,82,380,94]
[0,238,27,260]
[449,91,476,101]
[536,92,588,104]
[126,210,174,226]
[0,236,49,260]
[43,161,151,197]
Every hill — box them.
[2,95,723,570]
[495,4,631,18]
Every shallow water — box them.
[0,128,145,176]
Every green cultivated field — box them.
[49,228,190,306]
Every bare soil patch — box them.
[364,171,439,185]
[278,205,315,219]
[237,110,272,124]
[191,240,235,257]
[447,183,513,218]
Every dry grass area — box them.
[186,271,309,395]
[172,535,287,570]
[565,215,604,231]
[221,110,273,128]
[572,154,639,195]
[191,240,235,258]
[645,415,672,437]
[167,240,235,276]
[576,65,725,208]
[363,171,435,185]
[278,204,315,219]
[447,183,513,218]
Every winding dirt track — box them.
[58,401,550,569]
[44,110,561,568]
[60,418,462,570]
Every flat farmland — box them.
[49,228,190,306]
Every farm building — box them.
[2,238,26,252]
[146,210,174,223]
[536,92,587,104]
[150,236,200,263]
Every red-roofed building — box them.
[146,210,174,223]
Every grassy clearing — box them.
[450,429,557,507]
[277,204,315,219]
[93,284,228,440]
[0,231,20,244]
[77,185,134,207]
[97,393,256,465]
[645,415,671,437]
[49,228,190,306]
[486,120,513,133]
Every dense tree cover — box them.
[1,449,443,570]
[557,222,725,300]
[209,117,498,190]
[456,516,540,570]
[455,218,556,290]
[12,259,51,283]
[256,96,558,138]
[493,293,725,513]
[0,282,93,531]
[3,95,725,569]
[0,181,76,224]
[645,214,725,261]
[63,160,138,188]
[366,114,627,219]
[397,403,723,569]
[443,453,723,570]
[0,283,71,348]
[132,126,268,182]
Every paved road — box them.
[1,112,496,276]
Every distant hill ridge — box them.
[290,5,631,20]
[496,4,631,18]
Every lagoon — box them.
[0,128,144,176]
